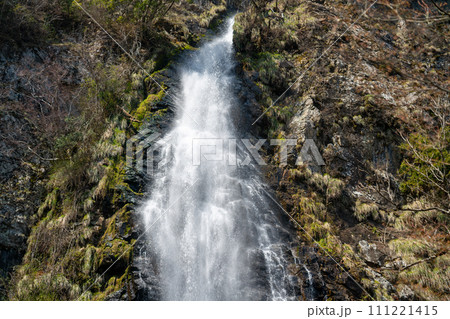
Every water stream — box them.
[139,17,307,301]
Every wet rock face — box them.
[294,245,364,301]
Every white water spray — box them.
[140,17,300,300]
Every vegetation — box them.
[1,0,449,301]
[10,63,138,300]
[2,0,229,300]
[399,100,449,213]
[235,0,449,300]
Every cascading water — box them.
[139,16,306,301]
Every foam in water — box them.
[139,17,299,301]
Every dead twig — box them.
[399,251,446,272]
[397,207,449,215]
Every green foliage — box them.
[196,3,227,28]
[0,0,180,48]
[7,0,234,302]
[399,257,450,298]
[37,188,60,218]
[399,127,450,209]
[48,63,131,193]
[239,51,280,83]
[11,62,137,300]
[308,173,345,201]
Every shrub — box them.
[354,199,379,221]
[399,128,450,211]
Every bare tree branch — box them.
[399,251,446,272]
[427,0,450,17]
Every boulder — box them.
[399,285,415,301]
[358,240,385,266]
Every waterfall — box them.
[139,16,301,301]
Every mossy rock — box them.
[132,89,167,129]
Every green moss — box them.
[132,88,167,129]
[181,43,196,51]
[101,204,132,243]
[12,153,136,300]
[92,266,131,301]
[399,129,450,202]
[100,239,131,261]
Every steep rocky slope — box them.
[0,42,83,301]
[234,0,449,300]
[0,0,228,300]
[1,0,448,301]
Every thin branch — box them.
[25,146,59,161]
[399,251,446,272]
[160,0,176,19]
[402,159,449,196]
[398,206,450,215]
[427,0,450,17]
[118,106,141,123]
